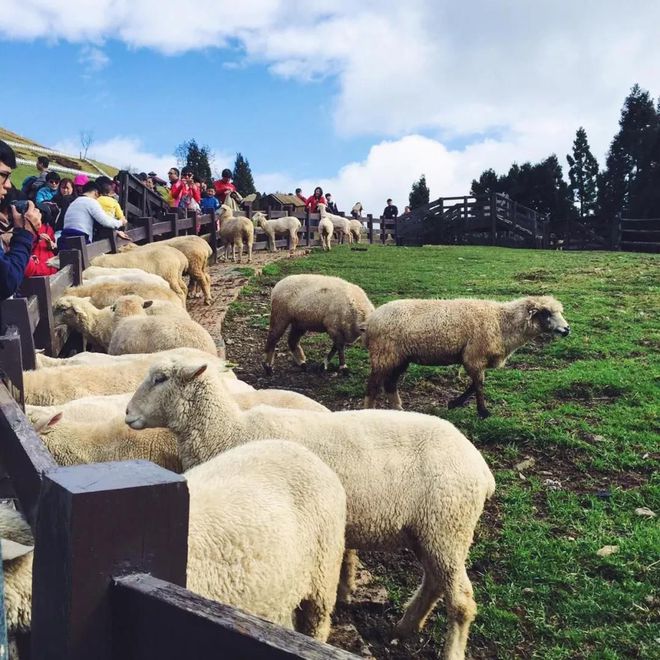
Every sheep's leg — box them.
[384,364,407,410]
[294,597,333,643]
[394,568,443,639]
[337,549,358,603]
[337,343,347,372]
[236,237,244,263]
[263,318,289,375]
[364,368,386,407]
[463,366,489,418]
[440,566,477,660]
[447,382,476,409]
[201,272,213,305]
[287,325,307,369]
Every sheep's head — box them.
[28,409,63,434]
[110,295,152,320]
[219,204,233,219]
[317,203,327,214]
[525,296,570,337]
[251,211,266,226]
[53,296,93,325]
[118,243,138,252]
[125,357,209,431]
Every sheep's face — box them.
[53,297,89,325]
[126,359,208,431]
[111,295,150,319]
[527,297,570,337]
[0,505,34,563]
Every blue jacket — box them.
[0,228,33,299]
[35,186,57,205]
[200,196,220,213]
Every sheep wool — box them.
[156,236,214,305]
[218,205,255,263]
[364,295,570,417]
[264,274,374,373]
[126,357,496,658]
[251,211,300,253]
[64,280,184,309]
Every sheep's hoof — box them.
[299,362,307,372]
[338,365,350,377]
[447,397,467,410]
[262,362,273,376]
[478,407,491,419]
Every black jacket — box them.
[383,204,398,219]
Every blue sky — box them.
[2,1,658,213]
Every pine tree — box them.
[174,139,213,182]
[409,174,430,209]
[566,127,599,220]
[470,169,501,195]
[232,153,256,197]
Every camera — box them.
[11,200,30,215]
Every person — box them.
[200,187,220,214]
[295,187,306,204]
[171,167,201,212]
[73,173,89,197]
[0,140,43,299]
[144,176,155,192]
[24,220,58,278]
[21,155,50,200]
[213,169,237,204]
[52,178,76,230]
[96,176,126,222]
[351,202,363,219]
[35,171,61,205]
[59,180,127,249]
[383,198,398,219]
[325,193,339,215]
[305,186,326,213]
[404,206,412,214]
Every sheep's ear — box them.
[32,411,63,433]
[1,538,34,561]
[527,300,541,319]
[179,363,208,382]
[142,300,154,309]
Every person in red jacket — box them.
[24,223,58,277]
[170,167,201,210]
[213,168,237,204]
[305,186,327,213]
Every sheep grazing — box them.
[126,357,496,656]
[150,236,213,305]
[64,279,184,309]
[218,204,254,263]
[364,295,570,418]
[108,295,220,357]
[82,266,171,289]
[317,216,334,251]
[317,204,351,244]
[29,409,181,472]
[348,219,364,243]
[264,274,374,374]
[251,210,301,254]
[90,244,189,304]
[0,441,345,648]
[53,295,114,349]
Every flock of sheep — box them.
[1,232,571,660]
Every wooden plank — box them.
[113,574,358,660]
[60,250,83,286]
[0,298,36,370]
[31,461,189,660]
[0,382,57,526]
[87,239,113,261]
[62,236,90,270]
[0,334,25,409]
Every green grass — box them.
[227,244,659,658]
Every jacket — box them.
[306,195,327,212]
[0,228,33,299]
[24,225,58,278]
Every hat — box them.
[73,174,89,186]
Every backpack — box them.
[21,175,38,197]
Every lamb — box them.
[364,295,570,418]
[63,279,184,309]
[217,205,254,263]
[108,295,220,357]
[90,244,188,304]
[317,204,351,244]
[348,219,364,243]
[317,215,334,251]
[24,347,229,405]
[126,356,496,657]
[251,210,301,254]
[0,440,345,648]
[263,274,374,374]
[29,409,181,472]
[82,266,171,289]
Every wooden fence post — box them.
[367,215,374,244]
[31,460,189,660]
[0,299,36,370]
[60,250,83,285]
[18,276,54,355]
[306,210,311,247]
[63,236,90,269]
[490,193,498,245]
[209,212,218,263]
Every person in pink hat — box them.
[73,174,89,196]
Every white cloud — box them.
[78,45,109,73]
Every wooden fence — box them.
[617,215,660,253]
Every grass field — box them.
[223,244,659,659]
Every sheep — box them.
[317,204,351,245]
[263,274,374,374]
[364,295,570,418]
[251,210,301,253]
[156,236,214,305]
[348,219,364,243]
[0,440,345,648]
[350,202,363,218]
[83,266,171,289]
[317,216,334,251]
[218,205,254,263]
[29,409,181,472]
[24,347,229,405]
[126,357,496,658]
[90,244,189,304]
[64,279,184,309]
[108,295,220,357]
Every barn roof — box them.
[267,193,306,207]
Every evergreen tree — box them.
[409,174,430,209]
[232,153,257,196]
[470,168,501,196]
[174,139,213,182]
[566,127,599,220]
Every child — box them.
[96,176,126,222]
[200,187,220,214]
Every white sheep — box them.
[218,204,255,263]
[364,295,570,418]
[126,356,496,657]
[251,211,301,254]
[64,279,184,309]
[348,219,364,243]
[108,295,220,357]
[317,204,351,244]
[82,266,171,289]
[317,216,334,251]
[264,274,374,374]
[90,244,189,304]
[0,440,345,645]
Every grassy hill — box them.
[0,127,119,184]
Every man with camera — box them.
[0,140,42,300]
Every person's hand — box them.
[11,201,42,235]
[116,230,131,241]
[39,233,57,250]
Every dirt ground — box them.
[188,253,485,659]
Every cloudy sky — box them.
[2,1,658,214]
